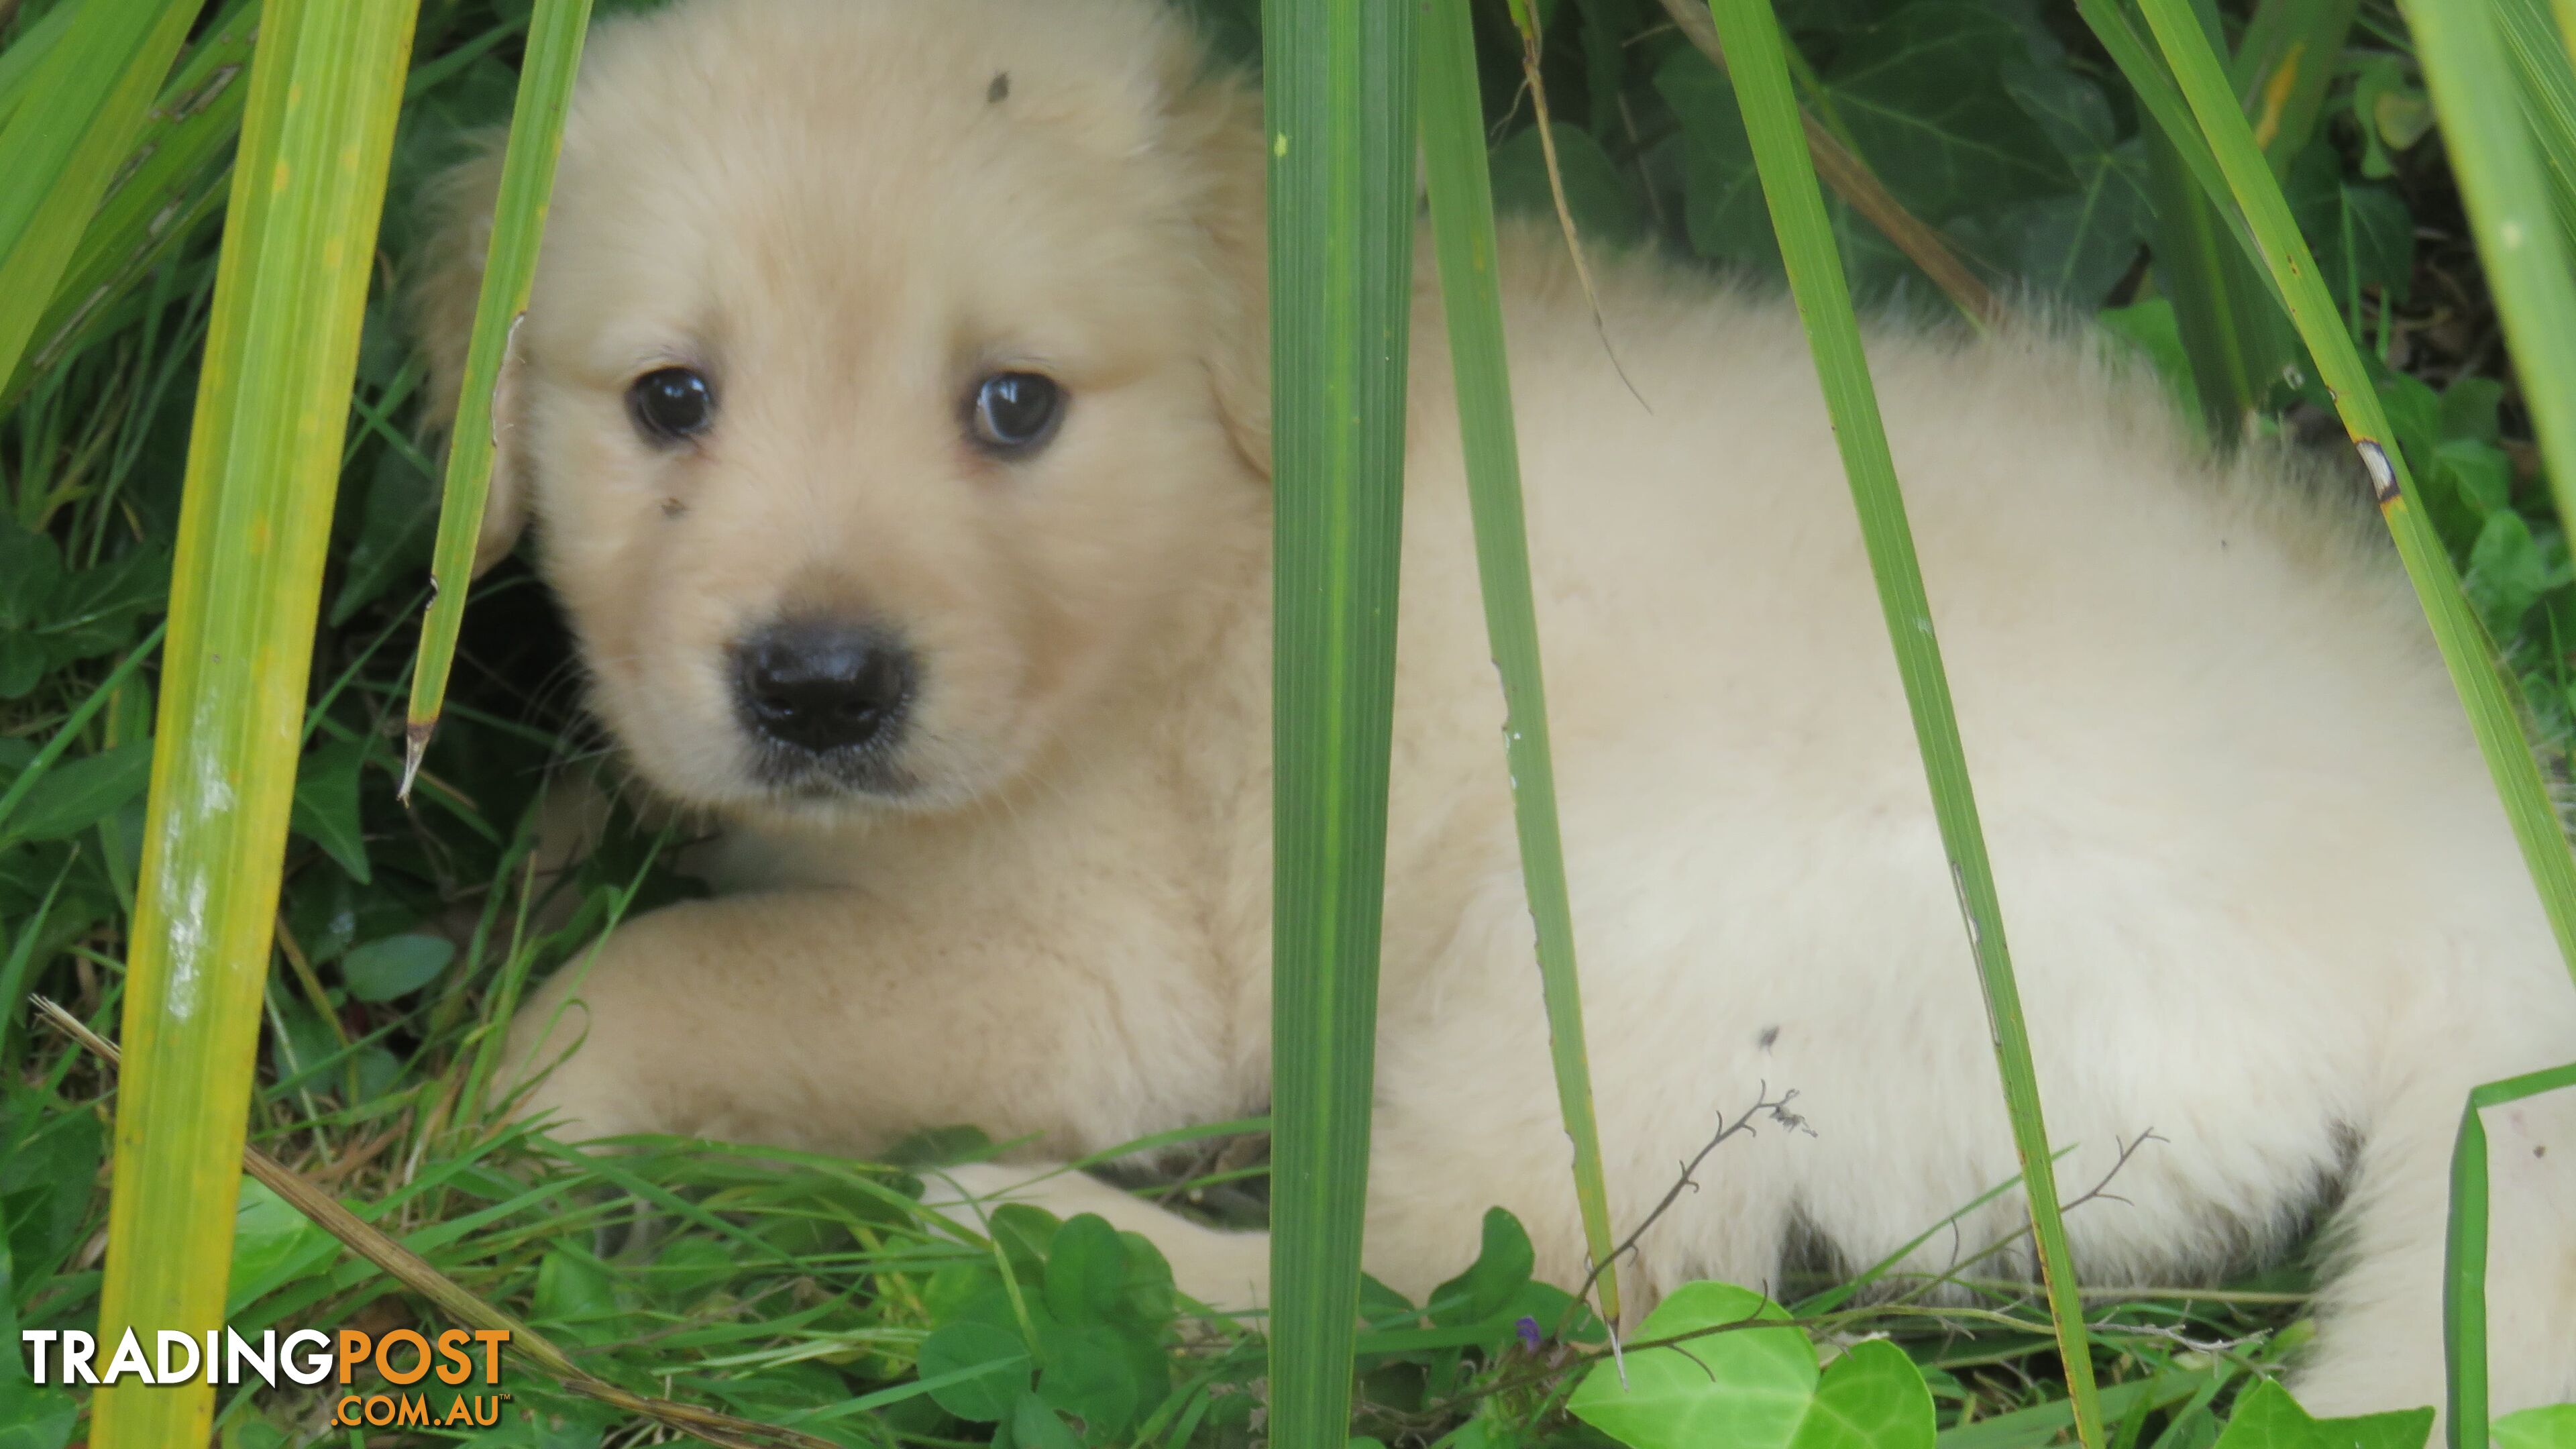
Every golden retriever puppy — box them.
[416,0,2576,1413]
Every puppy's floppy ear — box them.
[409,133,533,575]
[1160,56,1271,480]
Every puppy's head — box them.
[415,0,1267,818]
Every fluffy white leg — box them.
[2294,1062,2576,1419]
[919,1161,1273,1313]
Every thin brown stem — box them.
[1566,1083,1809,1323]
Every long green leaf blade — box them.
[401,0,596,792]
[2135,0,2576,980]
[1699,2,2105,1442]
[0,0,202,396]
[2493,0,2576,255]
[2231,0,2359,172]
[2072,0,2281,303]
[87,1,422,1443]
[2137,0,2305,440]
[2409,0,2576,559]
[5,0,261,409]
[0,4,77,132]
[1264,0,1417,1442]
[1414,0,1623,1328]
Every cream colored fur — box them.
[415,0,2576,1412]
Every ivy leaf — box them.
[1569,1283,1937,1449]
[1652,50,1913,297]
[2210,1380,2432,1449]
[1817,1,2070,221]
[2210,1381,2314,1449]
[533,1247,625,1345]
[1566,1283,1816,1448]
[2349,54,2434,180]
[1043,1213,1128,1324]
[2438,438,2514,519]
[329,445,441,626]
[1949,65,2149,305]
[0,635,40,701]
[290,736,372,884]
[38,545,170,665]
[0,527,62,633]
[2439,376,2506,445]
[1490,123,1647,251]
[339,932,455,1003]
[1108,1228,1175,1329]
[2098,300,2198,413]
[1429,1208,1536,1326]
[2316,1407,2436,1449]
[2493,1405,2576,1449]
[225,1177,339,1314]
[1034,1323,1141,1440]
[918,1322,1029,1423]
[0,1233,79,1449]
[2467,510,2563,638]
[1012,1391,1085,1449]
[1,1096,103,1303]
[1654,50,1774,269]
[0,739,152,846]
[2288,144,2414,307]
[1790,1341,1935,1449]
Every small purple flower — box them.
[1514,1316,1543,1352]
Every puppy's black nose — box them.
[733,620,914,754]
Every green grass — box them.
[1260,0,1417,1444]
[82,2,419,1444]
[1417,0,1624,1334]
[400,0,592,794]
[1699,0,2104,1440]
[1,0,2569,1446]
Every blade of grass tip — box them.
[1648,0,2003,327]
[2410,0,2576,554]
[85,2,424,1444]
[2137,0,2576,981]
[2491,0,2576,256]
[0,0,201,397]
[1415,0,1623,1330]
[1265,0,1417,1442]
[2444,1060,2576,1449]
[1697,2,2104,1444]
[33,1000,843,1449]
[401,0,595,799]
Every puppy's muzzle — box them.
[733,617,915,759]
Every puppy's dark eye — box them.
[969,372,1063,453]
[627,366,715,443]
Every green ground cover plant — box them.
[3,0,2575,1445]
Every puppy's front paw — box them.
[489,992,653,1145]
[915,1161,1063,1238]
[913,1161,1271,1312]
